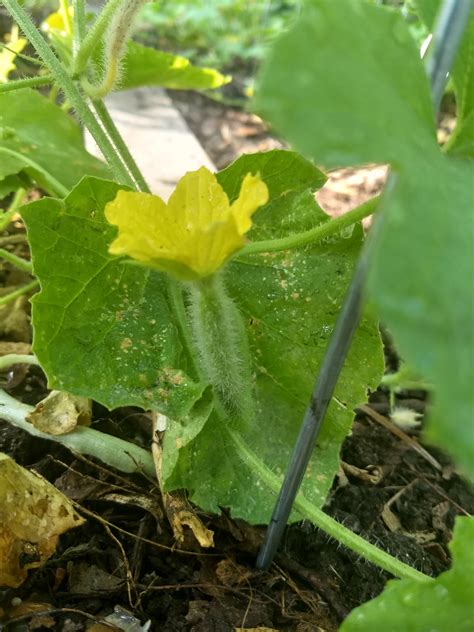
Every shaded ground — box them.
[0,361,472,631]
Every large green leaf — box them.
[0,89,110,196]
[21,177,209,420]
[165,152,383,522]
[255,0,437,168]
[118,41,230,91]
[256,0,474,479]
[24,151,383,524]
[217,149,327,201]
[414,0,474,157]
[341,517,474,631]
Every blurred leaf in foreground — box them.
[341,516,474,631]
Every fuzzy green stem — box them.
[91,99,150,192]
[225,426,430,581]
[72,0,87,57]
[0,354,39,370]
[0,74,53,93]
[59,0,73,36]
[0,247,32,272]
[0,187,26,232]
[0,389,156,478]
[81,0,145,99]
[72,0,124,76]
[2,0,136,189]
[381,368,434,392]
[188,273,255,425]
[241,195,379,257]
[0,279,39,306]
[0,42,42,65]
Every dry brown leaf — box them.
[101,492,163,522]
[151,412,213,548]
[27,390,92,435]
[381,504,402,532]
[215,559,252,586]
[0,453,85,588]
[165,492,214,548]
[341,461,384,484]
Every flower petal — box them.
[105,190,172,264]
[230,173,269,235]
[167,166,230,230]
[192,222,244,277]
[105,168,269,281]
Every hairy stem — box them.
[72,0,123,76]
[225,426,430,582]
[0,279,39,306]
[0,247,33,272]
[0,42,41,65]
[90,99,150,192]
[59,0,73,36]
[0,74,53,93]
[83,0,145,99]
[2,0,136,188]
[0,389,156,477]
[72,0,87,58]
[241,195,379,257]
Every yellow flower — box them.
[105,166,269,280]
[0,26,26,84]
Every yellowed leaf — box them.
[27,390,92,435]
[0,453,85,588]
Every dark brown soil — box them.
[1,360,472,632]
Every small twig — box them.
[359,404,442,472]
[2,607,119,630]
[102,521,137,608]
[73,502,221,557]
[0,74,53,94]
[55,452,151,495]
[419,476,471,516]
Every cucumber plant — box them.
[0,0,472,626]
